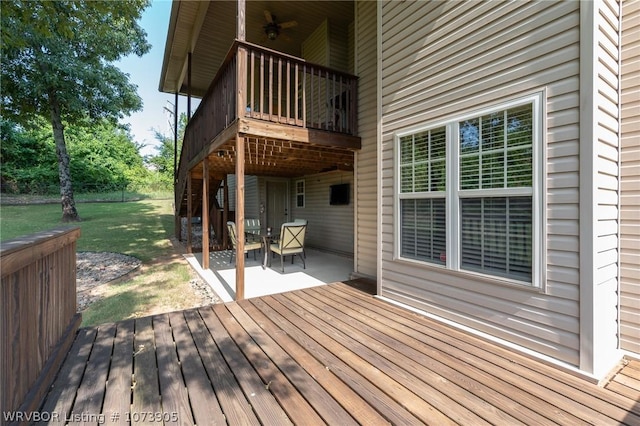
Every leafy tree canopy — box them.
[1,0,151,124]
[1,0,151,221]
[1,117,150,194]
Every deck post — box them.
[202,160,210,269]
[223,175,229,249]
[173,92,181,241]
[235,0,246,300]
[186,173,193,253]
[235,134,245,300]
[187,52,192,119]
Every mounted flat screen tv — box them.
[329,183,350,205]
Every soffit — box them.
[160,1,354,97]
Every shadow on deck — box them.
[35,282,640,425]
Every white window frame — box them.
[295,179,305,208]
[394,92,545,288]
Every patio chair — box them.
[227,221,262,263]
[293,219,308,258]
[269,222,306,273]
[244,218,261,242]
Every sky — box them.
[116,0,180,157]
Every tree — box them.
[1,1,150,221]
[146,113,188,186]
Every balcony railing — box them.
[176,40,358,211]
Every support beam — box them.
[173,92,178,181]
[235,135,245,301]
[187,52,192,119]
[223,175,229,249]
[202,161,210,269]
[235,0,247,301]
[173,93,181,240]
[186,173,193,253]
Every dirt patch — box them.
[76,238,221,315]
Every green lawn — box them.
[1,199,175,262]
[0,199,207,326]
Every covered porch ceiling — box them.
[160,1,355,97]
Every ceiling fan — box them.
[263,10,297,41]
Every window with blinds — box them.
[399,127,446,265]
[296,180,305,208]
[458,104,534,281]
[395,94,541,286]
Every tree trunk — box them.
[49,93,80,222]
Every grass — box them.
[1,199,175,262]
[80,259,197,326]
[1,199,207,326]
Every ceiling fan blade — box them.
[279,20,298,29]
[264,10,274,24]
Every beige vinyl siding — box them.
[218,175,258,216]
[328,20,350,73]
[620,0,640,355]
[244,176,259,220]
[354,0,378,278]
[290,171,354,256]
[301,20,329,65]
[379,1,583,366]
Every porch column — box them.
[235,136,245,301]
[186,173,192,253]
[173,93,181,241]
[187,52,192,119]
[235,0,247,300]
[223,175,229,249]
[202,160,210,269]
[173,92,178,181]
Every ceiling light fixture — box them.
[264,22,279,40]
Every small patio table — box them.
[246,230,279,269]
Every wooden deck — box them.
[38,281,640,425]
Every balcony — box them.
[175,40,360,220]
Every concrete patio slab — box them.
[185,248,354,302]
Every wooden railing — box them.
[176,40,358,214]
[1,227,82,418]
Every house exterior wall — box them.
[290,170,355,256]
[620,0,640,355]
[301,20,329,65]
[376,1,620,372]
[218,175,259,219]
[354,0,378,278]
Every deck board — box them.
[167,311,225,426]
[154,314,193,425]
[37,282,640,425]
[101,320,134,426]
[67,323,116,425]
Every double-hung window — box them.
[396,94,543,286]
[398,127,447,265]
[296,180,305,208]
